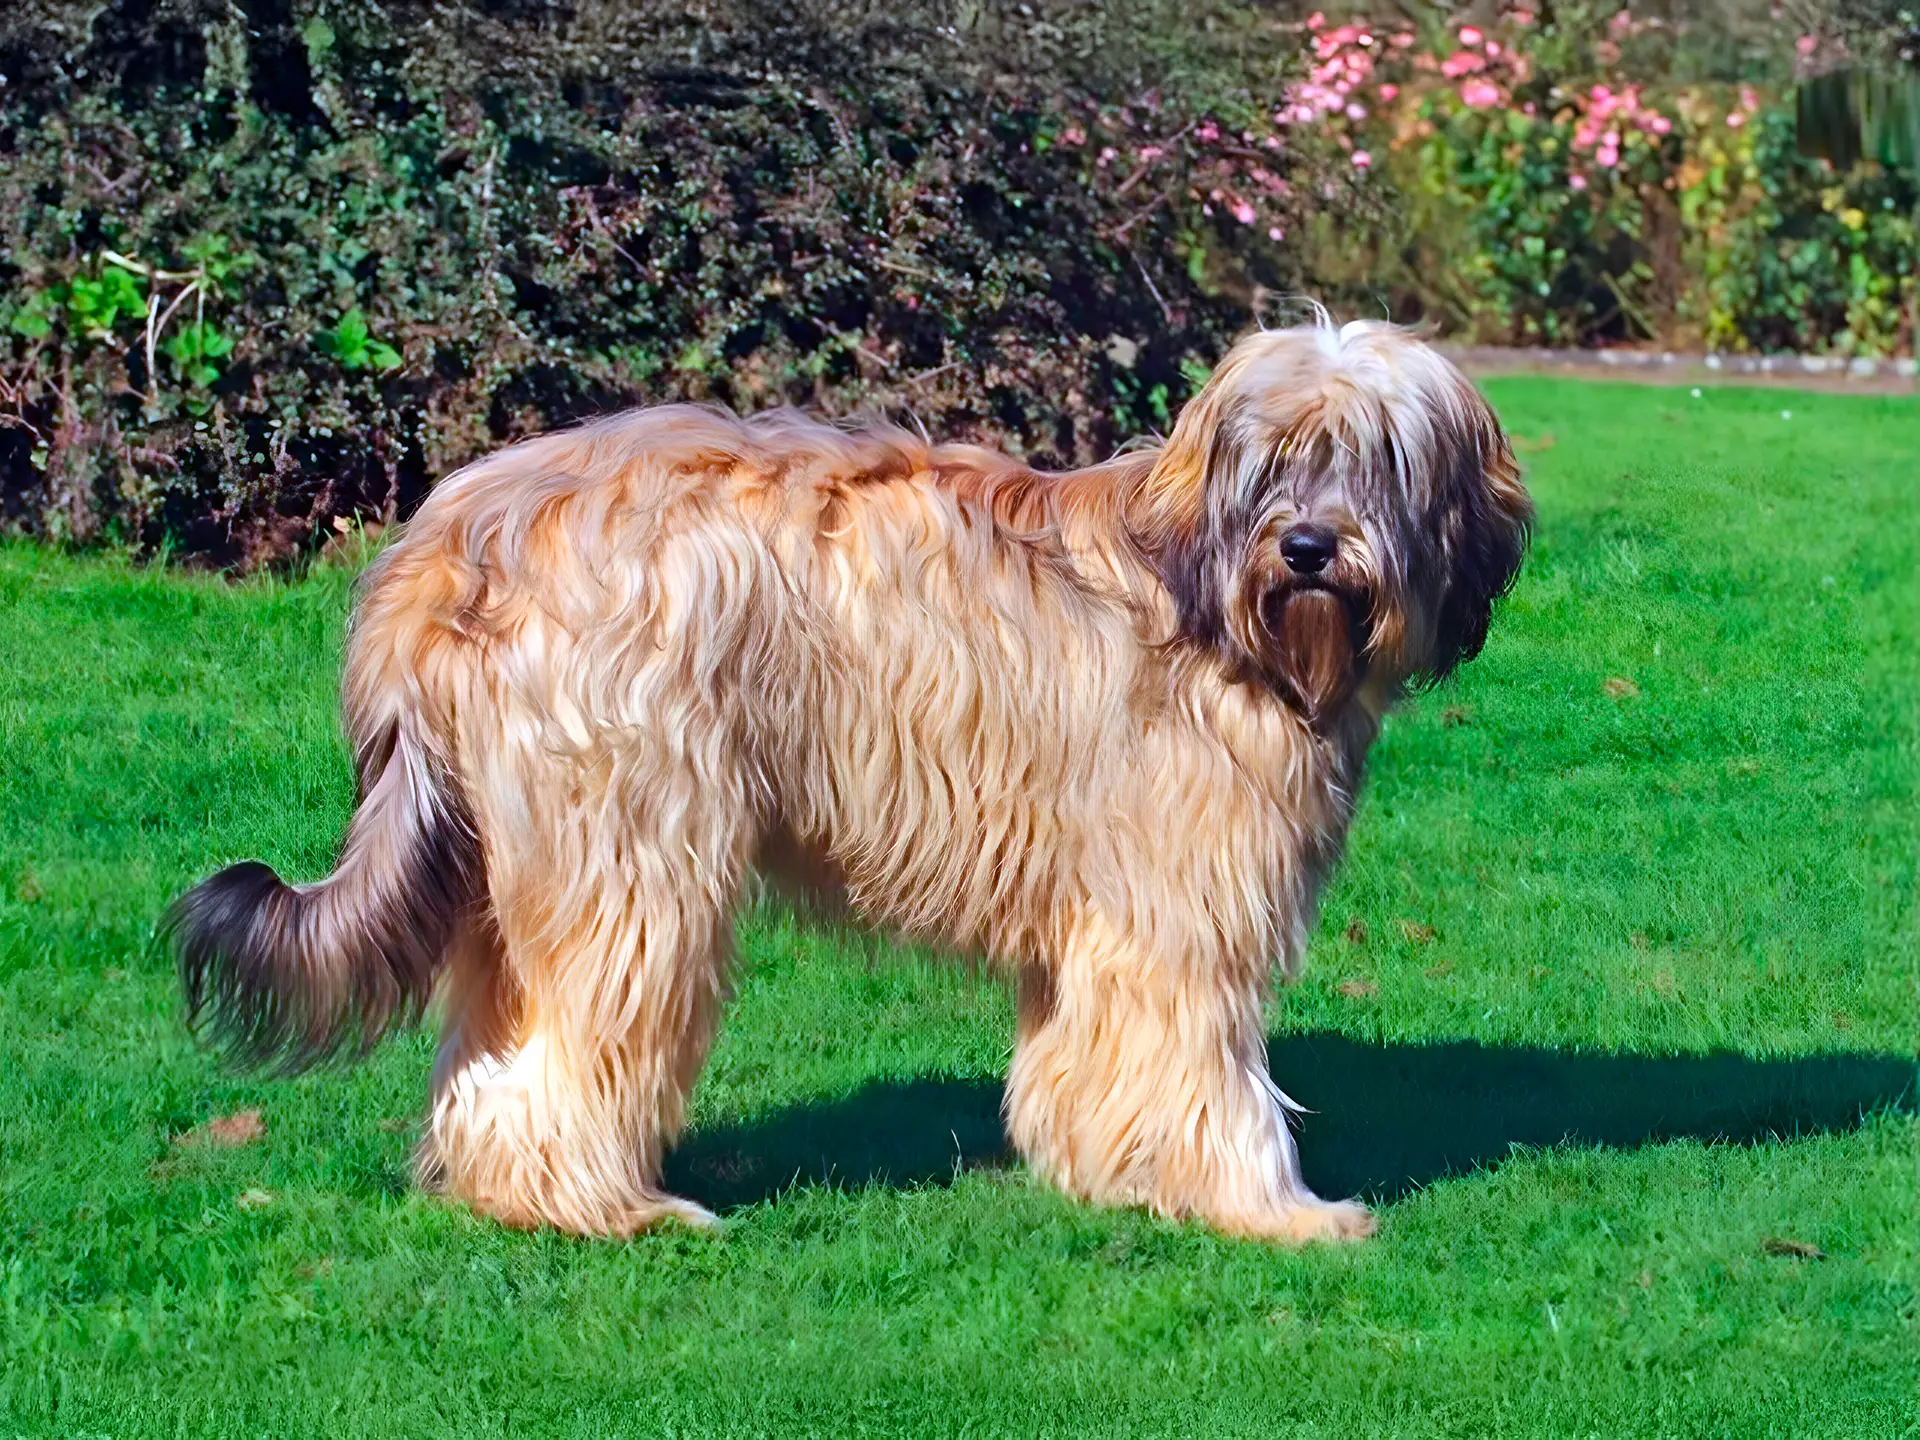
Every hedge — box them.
[0,2,1911,565]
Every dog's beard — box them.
[1261,585,1364,722]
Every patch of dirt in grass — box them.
[1762,1237,1826,1260]
[175,1109,265,1149]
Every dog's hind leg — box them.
[422,746,753,1237]
[1005,913,1374,1244]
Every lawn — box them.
[1,379,1914,1438]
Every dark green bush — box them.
[0,1,1352,564]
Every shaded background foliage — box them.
[0,0,1346,564]
[0,0,1912,565]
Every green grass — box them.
[2,380,1915,1438]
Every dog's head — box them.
[1131,319,1531,722]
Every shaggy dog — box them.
[170,318,1529,1243]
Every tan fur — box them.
[178,318,1530,1242]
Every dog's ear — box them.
[1129,373,1233,536]
[1424,409,1531,683]
[1125,368,1245,647]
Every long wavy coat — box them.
[171,319,1530,1241]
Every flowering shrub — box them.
[1286,5,1916,353]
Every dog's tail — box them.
[167,718,480,1074]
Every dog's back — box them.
[174,404,1166,1072]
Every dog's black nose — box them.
[1281,525,1337,576]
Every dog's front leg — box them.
[1004,917,1373,1243]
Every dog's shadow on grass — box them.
[667,1032,1916,1212]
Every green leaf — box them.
[335,308,371,353]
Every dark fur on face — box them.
[1130,319,1531,720]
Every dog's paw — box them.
[463,1188,720,1238]
[603,1193,722,1238]
[1282,1197,1376,1244]
[1220,1196,1376,1245]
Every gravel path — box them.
[1443,343,1916,395]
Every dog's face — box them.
[1134,321,1532,722]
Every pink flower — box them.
[1196,121,1220,141]
[1796,34,1818,57]
[1232,200,1256,224]
[1649,114,1672,135]
[1511,8,1535,24]
[1268,225,1285,240]
[1461,79,1502,109]
[1522,101,1537,116]
[1358,32,1374,47]
[1392,31,1415,47]
[1569,173,1588,190]
[1739,85,1759,112]
[1137,145,1164,160]
[1377,83,1400,102]
[1486,40,1502,57]
[1098,146,1117,166]
[1459,25,1483,45]
[1442,50,1487,77]
[1307,11,1325,30]
[1726,111,1746,128]
[1061,125,1085,146]
[1346,102,1368,120]
[1609,8,1632,32]
[1264,135,1282,148]
[1351,150,1373,168]
[1596,145,1619,167]
[1591,84,1613,101]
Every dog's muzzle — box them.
[1279,524,1338,576]
[1260,577,1369,724]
